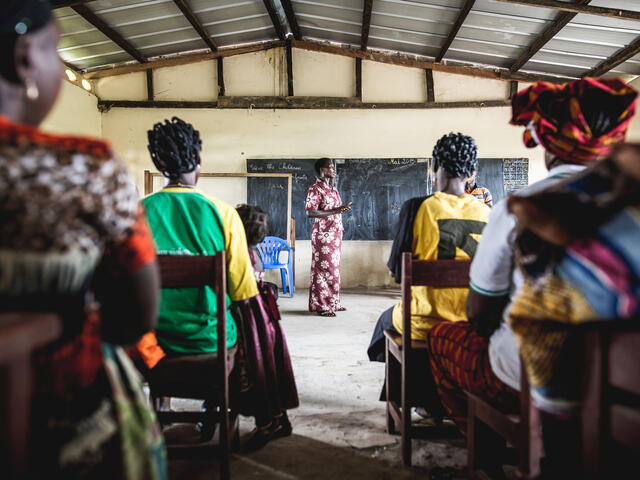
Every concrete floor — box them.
[167,287,468,479]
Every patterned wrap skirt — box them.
[308,226,343,313]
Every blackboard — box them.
[246,157,526,241]
[477,158,505,205]
[247,158,428,240]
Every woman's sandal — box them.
[337,306,347,311]
[317,311,336,317]
[242,413,293,452]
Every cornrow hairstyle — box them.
[314,158,333,176]
[432,132,478,179]
[147,116,202,179]
[236,204,269,247]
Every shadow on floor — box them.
[168,433,428,480]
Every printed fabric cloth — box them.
[391,192,490,340]
[0,116,166,479]
[465,184,493,207]
[469,164,585,392]
[427,321,519,435]
[139,188,258,363]
[510,78,637,165]
[507,153,640,415]
[305,179,344,313]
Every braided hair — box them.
[432,132,478,179]
[147,117,202,179]
[236,204,269,247]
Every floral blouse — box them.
[305,179,343,232]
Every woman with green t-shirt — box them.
[138,117,298,450]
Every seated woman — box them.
[137,118,297,450]
[0,1,165,478]
[507,144,640,477]
[425,79,638,446]
[367,133,490,414]
[235,204,298,445]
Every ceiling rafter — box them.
[291,39,575,84]
[281,0,301,40]
[585,35,640,77]
[83,40,285,78]
[171,0,217,52]
[71,4,147,63]
[360,0,373,51]
[51,0,93,8]
[436,0,476,63]
[494,0,640,21]
[263,0,286,40]
[509,0,591,73]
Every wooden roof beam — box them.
[436,0,476,63]
[72,4,147,63]
[263,0,286,40]
[51,0,93,8]
[361,0,373,51]
[280,0,301,40]
[172,0,217,52]
[83,40,284,79]
[494,0,640,21]
[510,0,591,72]
[585,35,640,77]
[291,39,575,84]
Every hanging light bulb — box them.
[81,79,92,91]
[65,69,77,82]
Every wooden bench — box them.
[0,312,62,479]
[147,253,238,480]
[384,252,469,466]
[466,358,542,479]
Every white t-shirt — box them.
[469,164,585,391]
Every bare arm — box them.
[307,201,352,218]
[466,289,509,339]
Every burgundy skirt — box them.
[232,282,298,425]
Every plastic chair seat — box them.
[257,236,294,296]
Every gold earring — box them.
[25,78,39,100]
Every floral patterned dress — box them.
[305,179,344,313]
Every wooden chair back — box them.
[153,253,236,480]
[385,252,470,466]
[581,321,640,479]
[401,254,471,360]
[0,312,62,479]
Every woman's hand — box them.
[333,201,352,215]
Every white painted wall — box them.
[42,80,101,137]
[97,50,547,288]
[36,51,640,292]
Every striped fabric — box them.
[508,157,640,414]
[427,321,518,435]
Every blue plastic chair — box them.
[256,236,294,296]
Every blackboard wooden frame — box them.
[143,170,294,243]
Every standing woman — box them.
[305,158,351,317]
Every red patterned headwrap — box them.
[511,78,638,164]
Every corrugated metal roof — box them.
[57,0,640,81]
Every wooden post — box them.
[510,80,518,99]
[144,169,153,196]
[217,57,225,97]
[286,37,294,97]
[146,69,153,101]
[425,69,435,103]
[355,57,362,99]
